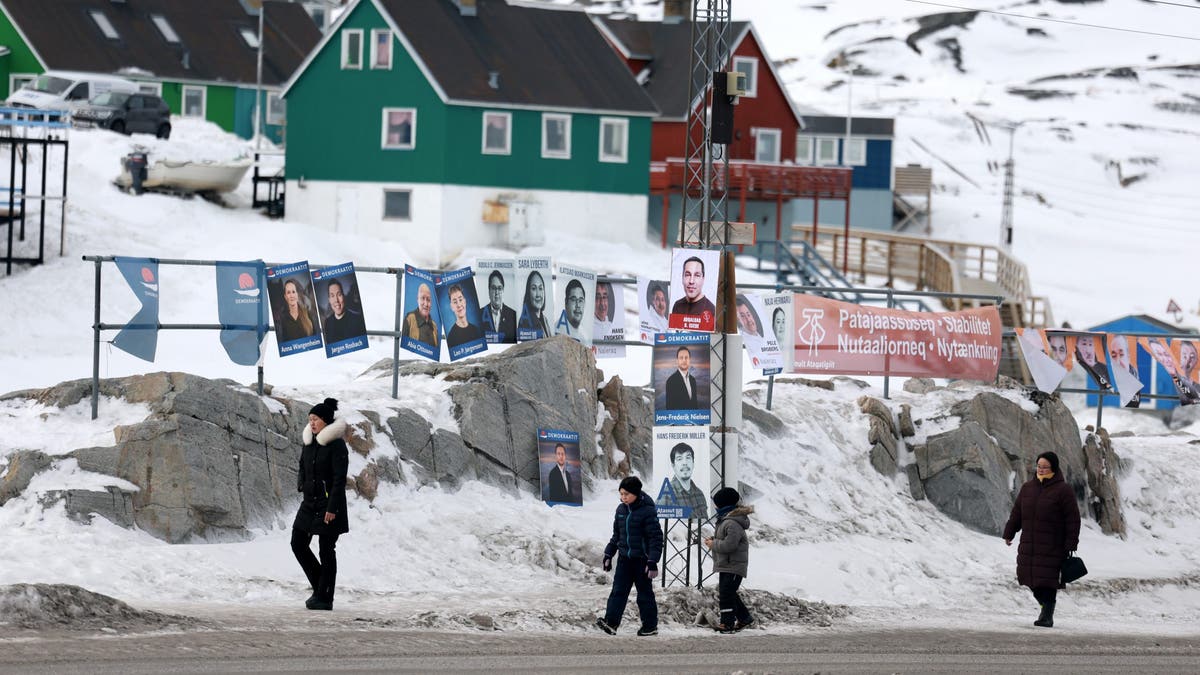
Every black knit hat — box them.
[308,397,338,424]
[618,476,642,495]
[712,487,740,509]
[1037,451,1060,474]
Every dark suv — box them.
[73,92,172,139]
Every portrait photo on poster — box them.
[516,256,554,341]
[1106,334,1142,408]
[436,267,487,361]
[592,278,625,359]
[651,427,710,520]
[400,266,441,361]
[652,333,711,425]
[538,428,583,506]
[764,293,794,372]
[668,249,719,332]
[1072,333,1112,392]
[735,292,783,371]
[312,263,369,358]
[475,259,518,344]
[265,261,323,357]
[554,264,596,346]
[638,276,670,343]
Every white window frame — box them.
[795,134,814,165]
[89,10,119,40]
[382,188,412,221]
[9,73,36,96]
[753,127,781,163]
[266,92,286,126]
[151,15,181,44]
[240,27,260,49]
[370,29,392,70]
[815,137,839,166]
[341,29,363,70]
[541,113,571,159]
[733,55,758,98]
[481,111,511,155]
[381,107,417,150]
[845,137,867,166]
[181,85,206,118]
[598,117,629,163]
[137,81,163,96]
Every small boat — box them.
[116,155,252,194]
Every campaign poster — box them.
[265,261,323,357]
[436,267,487,361]
[667,249,720,332]
[735,292,783,372]
[215,260,268,366]
[1015,328,1068,394]
[652,427,710,520]
[592,278,625,359]
[312,263,368,359]
[1073,333,1112,392]
[111,256,160,362]
[1171,339,1200,406]
[1140,337,1200,406]
[537,428,583,507]
[1106,334,1142,408]
[516,256,554,341]
[400,265,441,361]
[764,292,794,374]
[554,264,596,346]
[475,258,518,344]
[638,276,670,344]
[652,332,711,425]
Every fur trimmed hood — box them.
[302,417,347,446]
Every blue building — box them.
[1086,314,1197,410]
[795,112,894,231]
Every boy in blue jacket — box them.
[596,476,664,636]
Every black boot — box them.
[1034,602,1055,628]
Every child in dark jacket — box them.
[596,476,664,636]
[705,487,754,633]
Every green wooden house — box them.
[0,0,321,143]
[280,0,659,264]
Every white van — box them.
[6,71,139,111]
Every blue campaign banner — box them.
[312,263,369,359]
[655,477,690,519]
[538,428,583,507]
[401,265,441,361]
[435,267,487,362]
[111,257,160,362]
[265,261,323,357]
[652,332,711,425]
[215,261,268,366]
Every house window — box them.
[370,29,392,69]
[795,135,813,164]
[599,117,628,163]
[754,127,780,163]
[733,56,757,97]
[381,108,416,149]
[541,113,571,159]
[341,29,363,69]
[182,86,206,118]
[89,10,119,40]
[845,137,867,166]
[240,27,260,49]
[266,92,286,126]
[137,81,163,96]
[151,15,181,44]
[816,137,839,165]
[481,111,511,155]
[383,189,411,220]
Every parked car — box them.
[73,92,172,139]
[6,71,138,111]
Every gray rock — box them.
[917,420,1013,535]
[40,487,135,527]
[867,415,897,460]
[386,407,435,468]
[905,463,925,501]
[742,402,786,439]
[858,396,896,436]
[1083,430,1125,536]
[0,450,52,506]
[898,404,916,438]
[922,468,1012,536]
[869,442,897,476]
[429,429,478,487]
[902,378,938,394]
[1167,403,1200,430]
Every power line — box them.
[1144,1,1200,9]
[904,0,1200,42]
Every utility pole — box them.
[1000,125,1015,249]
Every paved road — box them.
[3,627,1200,674]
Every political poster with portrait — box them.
[592,277,625,359]
[112,256,161,362]
[1041,331,1075,373]
[764,292,794,373]
[638,276,670,344]
[652,427,710,520]
[1072,333,1112,392]
[668,249,720,332]
[652,332,711,425]
[400,265,442,361]
[1015,328,1068,394]
[1139,337,1200,406]
[474,258,518,344]
[516,256,554,341]
[554,264,596,346]
[215,260,268,366]
[1174,339,1200,401]
[435,267,487,362]
[311,263,369,359]
[735,292,784,372]
[537,428,583,507]
[1106,334,1142,408]
[265,261,323,357]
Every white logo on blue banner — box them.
[112,256,160,362]
[652,332,711,425]
[215,260,268,366]
[400,265,441,361]
[265,261,323,357]
[312,262,369,358]
[436,267,487,361]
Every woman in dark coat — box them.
[291,398,350,611]
[1002,451,1081,628]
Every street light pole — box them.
[1000,123,1017,249]
[253,1,265,151]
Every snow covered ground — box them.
[2,0,1200,636]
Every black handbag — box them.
[1061,554,1088,584]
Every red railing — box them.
[650,159,852,199]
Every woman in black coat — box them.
[291,398,350,611]
[1002,451,1081,628]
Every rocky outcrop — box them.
[597,376,653,479]
[1083,429,1125,536]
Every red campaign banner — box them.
[791,295,1003,381]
